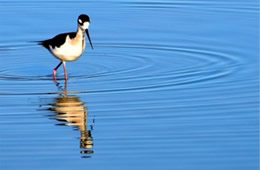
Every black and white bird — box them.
[38,14,93,81]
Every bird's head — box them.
[78,14,93,49]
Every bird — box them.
[38,14,93,81]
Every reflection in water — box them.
[48,81,94,157]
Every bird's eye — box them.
[78,19,83,24]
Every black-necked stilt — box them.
[38,14,93,81]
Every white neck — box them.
[77,27,85,35]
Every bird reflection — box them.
[48,81,94,157]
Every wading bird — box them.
[38,14,93,81]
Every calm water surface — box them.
[0,0,259,170]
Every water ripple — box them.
[0,42,241,95]
[120,1,258,13]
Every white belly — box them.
[50,35,86,61]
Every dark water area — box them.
[0,0,259,170]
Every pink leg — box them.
[53,61,62,81]
[64,79,68,96]
[63,62,68,80]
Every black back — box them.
[39,32,76,50]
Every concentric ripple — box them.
[69,43,241,94]
[0,42,240,95]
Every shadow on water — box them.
[41,81,94,158]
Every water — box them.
[0,0,259,170]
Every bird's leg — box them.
[53,61,62,81]
[63,61,68,80]
[64,79,68,97]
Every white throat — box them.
[82,22,90,29]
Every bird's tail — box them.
[28,41,43,45]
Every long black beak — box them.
[85,29,94,49]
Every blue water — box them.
[0,0,259,170]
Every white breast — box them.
[50,35,86,61]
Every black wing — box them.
[39,32,76,50]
